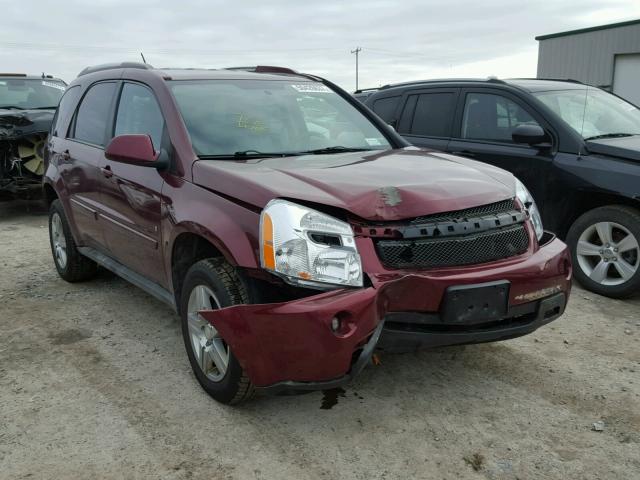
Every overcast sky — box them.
[2,0,639,90]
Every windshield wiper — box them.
[199,150,300,160]
[0,106,24,110]
[31,106,58,109]
[584,133,638,141]
[198,146,374,160]
[299,146,373,155]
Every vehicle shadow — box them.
[0,198,48,220]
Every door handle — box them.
[101,165,113,178]
[451,150,476,158]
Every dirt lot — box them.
[1,199,639,480]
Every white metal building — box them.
[536,19,640,106]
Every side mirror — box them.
[105,134,160,166]
[512,124,550,146]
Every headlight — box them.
[260,199,363,289]
[515,178,543,241]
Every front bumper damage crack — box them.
[199,235,572,392]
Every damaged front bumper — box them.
[0,108,54,196]
[200,235,572,392]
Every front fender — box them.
[161,178,261,281]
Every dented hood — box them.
[0,108,55,140]
[192,148,516,221]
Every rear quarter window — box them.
[51,85,81,138]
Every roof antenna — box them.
[41,72,45,79]
[140,52,147,64]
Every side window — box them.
[114,83,165,150]
[397,95,418,134]
[51,86,81,137]
[372,96,401,124]
[72,82,117,146]
[402,93,456,137]
[461,93,540,143]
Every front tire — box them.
[180,258,254,404]
[566,205,640,298]
[48,199,98,282]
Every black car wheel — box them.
[567,205,640,298]
[180,258,254,405]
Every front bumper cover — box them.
[200,235,572,391]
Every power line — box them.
[0,41,343,56]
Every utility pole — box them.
[351,47,362,91]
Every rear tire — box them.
[179,258,254,405]
[48,199,98,282]
[566,205,640,298]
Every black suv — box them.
[360,78,640,298]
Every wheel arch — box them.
[169,228,243,310]
[558,190,640,239]
[43,182,58,206]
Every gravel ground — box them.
[1,199,639,480]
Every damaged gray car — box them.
[0,74,66,199]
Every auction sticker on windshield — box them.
[291,84,332,93]
[42,81,66,91]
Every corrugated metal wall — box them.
[537,23,640,89]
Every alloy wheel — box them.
[576,221,639,286]
[187,285,229,382]
[50,212,68,269]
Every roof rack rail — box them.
[510,77,584,84]
[378,78,499,90]
[354,87,379,93]
[78,62,153,77]
[225,65,298,75]
[0,73,27,77]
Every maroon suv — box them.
[43,63,572,404]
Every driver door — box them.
[447,88,555,206]
[98,82,167,287]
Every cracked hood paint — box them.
[192,148,516,221]
[0,108,55,140]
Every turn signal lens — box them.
[261,212,275,270]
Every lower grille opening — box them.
[384,313,537,334]
[543,306,561,319]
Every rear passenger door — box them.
[446,88,554,204]
[61,81,118,250]
[395,88,459,151]
[98,81,167,286]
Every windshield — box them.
[168,79,391,156]
[534,88,640,140]
[0,78,66,109]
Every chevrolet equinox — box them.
[44,63,572,404]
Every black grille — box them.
[410,198,517,224]
[376,224,529,269]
